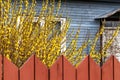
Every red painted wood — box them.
[77,56,88,80]
[20,54,34,80]
[4,56,18,80]
[50,55,63,80]
[63,56,76,80]
[102,56,114,80]
[114,56,120,80]
[0,55,2,80]
[89,56,101,80]
[35,56,48,80]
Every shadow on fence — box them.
[0,54,120,80]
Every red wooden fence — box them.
[0,54,120,80]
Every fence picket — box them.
[0,55,2,80]
[63,56,76,80]
[114,56,120,80]
[20,54,35,80]
[77,56,89,80]
[4,56,18,80]
[35,56,48,80]
[102,56,114,80]
[50,55,63,80]
[89,57,101,80]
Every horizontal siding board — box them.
[67,28,99,31]
[63,2,120,7]
[67,26,99,29]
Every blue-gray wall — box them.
[35,1,120,53]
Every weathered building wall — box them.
[35,1,120,53]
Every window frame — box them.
[17,16,67,53]
[34,17,67,53]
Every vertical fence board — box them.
[0,55,2,80]
[20,54,34,80]
[114,56,120,80]
[102,56,114,80]
[63,56,76,80]
[50,55,63,80]
[35,56,48,80]
[4,56,18,80]
[90,57,101,80]
[77,56,88,80]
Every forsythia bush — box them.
[0,0,119,67]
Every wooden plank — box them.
[89,56,101,80]
[0,55,2,80]
[35,56,48,80]
[20,54,34,80]
[114,56,120,80]
[4,56,18,80]
[102,56,114,80]
[77,56,88,80]
[63,56,76,80]
[50,55,63,80]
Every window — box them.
[17,16,66,53]
[98,9,120,61]
[105,21,120,27]
[104,12,120,27]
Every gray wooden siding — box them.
[35,1,120,53]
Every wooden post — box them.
[100,18,106,66]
